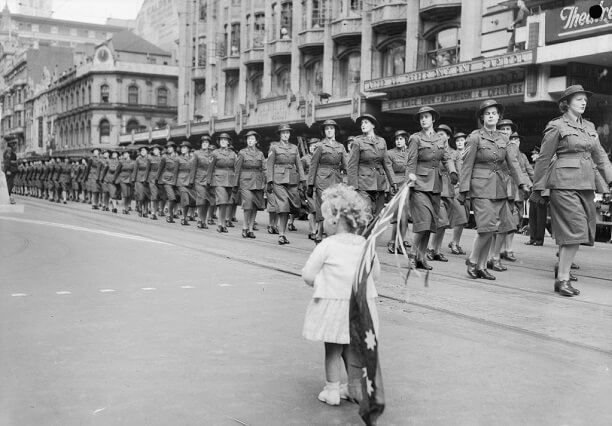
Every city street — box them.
[1,197,612,426]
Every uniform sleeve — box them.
[233,152,244,187]
[404,134,419,181]
[144,159,151,183]
[347,140,360,189]
[296,149,306,182]
[172,159,179,186]
[301,239,328,287]
[266,147,276,183]
[189,155,197,184]
[307,145,321,187]
[442,146,457,176]
[130,161,138,182]
[260,151,267,179]
[533,124,560,191]
[506,142,530,186]
[522,153,534,182]
[591,134,612,185]
[459,133,478,194]
[382,145,395,187]
[156,157,166,183]
[206,153,218,185]
[100,164,108,182]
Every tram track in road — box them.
[11,197,612,356]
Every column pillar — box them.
[459,0,482,62]
[404,0,420,72]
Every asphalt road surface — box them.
[1,197,611,426]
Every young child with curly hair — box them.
[301,183,380,406]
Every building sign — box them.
[251,97,290,125]
[545,0,612,44]
[364,51,534,91]
[382,83,525,112]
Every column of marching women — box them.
[12,88,612,297]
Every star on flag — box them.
[363,367,374,397]
[365,329,377,351]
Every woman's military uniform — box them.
[207,147,237,206]
[87,154,104,194]
[191,147,216,207]
[134,153,151,204]
[266,141,306,214]
[308,137,347,221]
[176,148,196,210]
[234,147,266,211]
[117,155,136,199]
[148,148,164,206]
[533,113,612,245]
[159,150,180,202]
[102,156,121,200]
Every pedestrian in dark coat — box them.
[207,133,237,233]
[299,137,319,240]
[347,114,395,217]
[133,146,151,217]
[460,99,530,280]
[308,120,347,243]
[190,135,216,229]
[234,130,266,238]
[266,124,307,245]
[533,85,612,297]
[1,143,18,204]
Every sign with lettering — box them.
[545,0,612,44]
[364,51,534,91]
[251,97,290,125]
[381,83,525,112]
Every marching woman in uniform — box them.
[191,135,216,229]
[87,148,104,209]
[117,149,136,214]
[385,129,411,254]
[99,150,111,210]
[266,124,307,245]
[101,149,121,213]
[176,141,196,226]
[347,114,395,218]
[233,130,266,238]
[427,124,466,261]
[77,158,88,202]
[459,99,530,280]
[159,141,180,223]
[51,157,62,203]
[448,132,469,254]
[533,85,612,297]
[147,144,164,220]
[69,158,79,201]
[308,120,348,244]
[299,138,319,239]
[58,156,72,204]
[405,107,458,270]
[207,133,237,233]
[133,146,151,217]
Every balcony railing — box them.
[330,17,362,43]
[220,56,241,71]
[425,46,460,69]
[297,28,324,51]
[192,66,206,80]
[243,48,264,64]
[371,3,408,30]
[268,39,292,57]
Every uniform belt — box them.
[360,162,383,168]
[242,166,260,170]
[318,165,342,170]
[216,166,233,170]
[275,164,295,168]
[556,153,592,160]
[473,165,503,173]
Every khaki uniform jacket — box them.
[301,154,311,176]
[439,149,462,198]
[406,130,457,194]
[207,148,237,187]
[307,139,347,190]
[176,155,195,187]
[266,142,306,185]
[101,159,120,184]
[116,159,136,184]
[190,149,215,186]
[51,163,61,182]
[233,148,266,190]
[385,147,408,185]
[133,156,150,183]
[58,163,72,183]
[533,113,612,191]
[77,164,87,183]
[159,153,179,186]
[347,134,394,191]
[87,157,104,182]
[148,156,163,184]
[460,129,527,199]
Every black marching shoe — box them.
[554,280,574,297]
[287,223,298,232]
[150,214,158,220]
[122,209,129,215]
[247,231,256,239]
[431,252,448,262]
[242,229,249,238]
[180,218,189,226]
[226,220,235,228]
[487,258,507,272]
[197,221,207,229]
[112,208,118,214]
[466,259,478,279]
[476,269,496,280]
[449,242,466,255]
[207,218,215,225]
[278,235,290,245]
[387,241,403,254]
[416,258,433,270]
[217,225,225,233]
[166,216,175,223]
[500,251,517,262]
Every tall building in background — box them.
[16,0,52,18]
[135,0,179,61]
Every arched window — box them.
[381,40,405,77]
[87,120,91,144]
[100,84,110,103]
[128,85,139,104]
[246,14,252,49]
[280,2,292,39]
[304,58,323,95]
[247,71,263,106]
[126,119,140,133]
[336,51,360,98]
[99,119,110,143]
[426,26,459,68]
[253,14,264,48]
[224,71,239,116]
[273,65,290,96]
[157,87,168,106]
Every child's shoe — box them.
[318,381,340,406]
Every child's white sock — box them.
[318,381,340,406]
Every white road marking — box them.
[93,407,107,415]
[99,289,115,293]
[256,281,266,285]
[56,291,71,295]
[0,217,173,245]
[141,287,156,291]
[181,285,195,289]
[11,293,27,297]
[218,283,232,287]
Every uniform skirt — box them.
[472,198,513,234]
[302,297,379,344]
[273,183,300,214]
[135,182,150,202]
[549,189,596,246]
[437,197,453,230]
[108,183,121,200]
[164,184,177,201]
[72,180,80,191]
[214,186,233,205]
[60,181,71,192]
[120,182,132,198]
[314,189,325,221]
[178,186,196,208]
[448,196,468,228]
[240,188,264,211]
[410,190,440,233]
[266,190,278,213]
[89,180,101,193]
[195,183,216,206]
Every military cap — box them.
[91,147,101,153]
[200,134,212,142]
[180,141,192,149]
[217,132,232,141]
[276,124,294,134]
[137,145,150,151]
[307,137,320,145]
[436,124,453,137]
[393,130,410,140]
[414,106,440,123]
[497,119,518,132]
[165,141,177,148]
[355,113,379,129]
[476,99,505,119]
[243,130,261,141]
[558,84,593,103]
[319,119,340,135]
[509,132,523,141]
[453,132,467,140]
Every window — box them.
[273,65,290,96]
[99,119,110,142]
[350,0,362,13]
[381,40,405,77]
[199,0,207,21]
[253,14,264,48]
[51,26,58,34]
[247,71,263,106]
[126,119,140,133]
[336,51,360,98]
[312,0,327,28]
[88,30,95,38]
[280,2,292,39]
[100,84,109,103]
[245,15,252,49]
[157,87,168,106]
[128,85,139,104]
[38,117,43,148]
[230,23,240,55]
[31,24,39,32]
[426,27,459,68]
[70,28,77,36]
[301,0,307,30]
[270,5,277,41]
[224,71,239,116]
[305,59,323,94]
[198,38,207,66]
